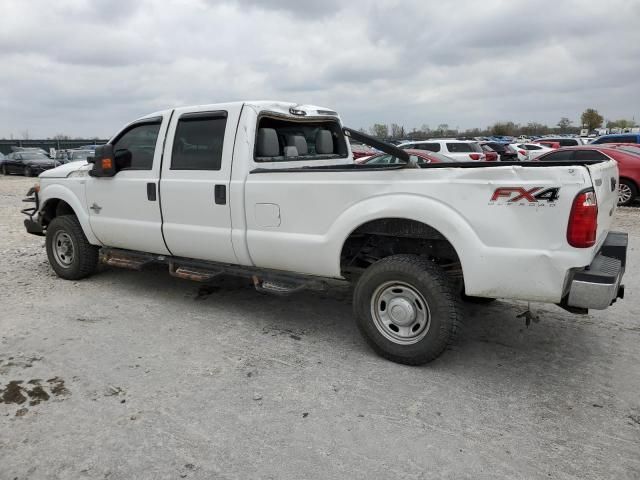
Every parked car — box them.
[2,152,59,176]
[480,141,518,161]
[535,145,640,205]
[514,143,554,160]
[533,140,561,149]
[12,147,51,157]
[591,133,640,145]
[398,139,486,161]
[66,149,95,162]
[22,100,625,366]
[507,144,530,161]
[480,144,499,162]
[349,141,376,160]
[533,137,582,147]
[358,149,460,165]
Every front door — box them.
[85,114,172,255]
[159,104,243,263]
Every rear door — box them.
[84,114,172,254]
[160,103,243,263]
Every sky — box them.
[1,0,639,139]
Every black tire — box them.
[462,293,496,304]
[353,254,463,365]
[46,215,99,280]
[618,179,637,206]
[23,166,32,177]
[2,165,8,175]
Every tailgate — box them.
[587,160,619,247]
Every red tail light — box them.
[518,149,527,156]
[567,190,598,248]
[469,153,481,160]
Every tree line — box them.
[363,108,637,140]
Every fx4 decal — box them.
[490,187,560,205]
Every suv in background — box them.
[480,141,518,161]
[533,137,583,147]
[398,139,486,161]
[591,134,640,145]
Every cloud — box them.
[0,0,638,138]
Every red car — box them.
[535,145,640,206]
[480,144,499,161]
[357,148,462,165]
[532,140,561,149]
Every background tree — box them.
[557,117,573,132]
[606,119,638,129]
[370,123,389,139]
[390,123,405,139]
[581,108,603,131]
[491,121,517,136]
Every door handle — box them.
[214,185,226,205]
[147,182,157,201]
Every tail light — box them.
[567,190,598,248]
[518,149,527,156]
[469,153,481,160]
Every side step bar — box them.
[99,247,331,296]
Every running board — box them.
[98,247,335,295]
[100,250,155,270]
[169,262,222,282]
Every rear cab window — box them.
[254,115,348,162]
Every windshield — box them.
[22,153,49,160]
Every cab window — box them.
[111,121,161,170]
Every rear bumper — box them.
[564,231,627,310]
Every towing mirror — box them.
[89,144,116,177]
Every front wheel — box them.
[1,165,8,175]
[618,179,637,206]
[353,255,463,365]
[46,215,99,280]
[23,166,32,177]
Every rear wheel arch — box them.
[339,217,464,287]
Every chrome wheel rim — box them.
[618,183,633,205]
[370,281,431,345]
[53,231,74,267]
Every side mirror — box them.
[114,149,132,170]
[89,144,115,177]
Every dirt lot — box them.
[1,175,639,480]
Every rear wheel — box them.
[353,254,463,365]
[618,179,637,206]
[46,215,99,280]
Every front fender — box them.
[39,182,101,245]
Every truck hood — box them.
[39,160,89,178]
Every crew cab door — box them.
[84,114,172,255]
[159,104,243,263]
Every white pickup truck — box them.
[22,101,627,365]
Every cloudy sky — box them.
[1,0,639,138]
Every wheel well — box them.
[619,176,638,190]
[41,199,76,225]
[340,218,462,284]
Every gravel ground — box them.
[1,175,639,480]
